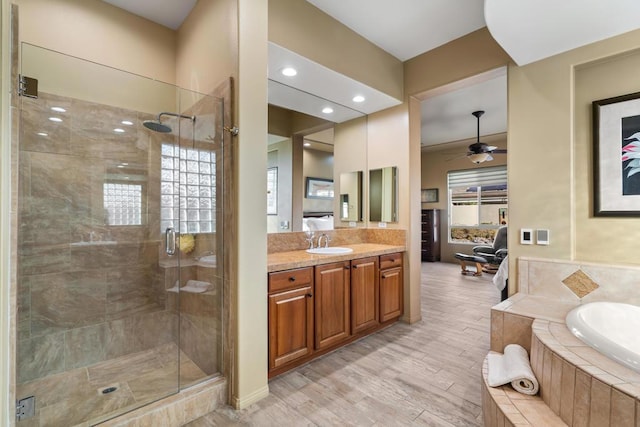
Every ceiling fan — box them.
[466,110,506,164]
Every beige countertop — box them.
[267,243,405,272]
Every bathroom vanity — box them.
[267,244,404,378]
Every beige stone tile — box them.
[531,336,541,380]
[573,368,591,427]
[560,359,576,425]
[491,309,504,352]
[610,389,635,427]
[64,323,108,370]
[549,352,563,415]
[512,399,566,426]
[503,312,533,353]
[17,332,66,383]
[541,347,553,404]
[527,260,582,302]
[589,377,611,427]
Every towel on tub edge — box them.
[488,344,539,395]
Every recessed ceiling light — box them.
[281,67,297,77]
[322,107,334,114]
[48,117,63,122]
[352,95,365,103]
[113,128,125,133]
[50,107,66,113]
[117,165,125,168]
[121,162,129,166]
[121,120,134,126]
[303,142,311,147]
[36,132,48,137]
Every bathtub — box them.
[566,302,640,373]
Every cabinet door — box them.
[268,286,313,369]
[315,261,351,350]
[380,266,403,322]
[351,256,379,334]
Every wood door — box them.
[314,261,351,350]
[268,285,313,369]
[351,256,379,334]
[380,266,403,322]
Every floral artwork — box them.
[621,115,640,195]
[593,91,640,216]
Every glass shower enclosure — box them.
[15,43,224,425]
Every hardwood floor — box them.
[187,262,501,426]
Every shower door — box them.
[15,43,224,426]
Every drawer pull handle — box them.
[288,277,295,282]
[306,293,313,298]
[381,274,387,279]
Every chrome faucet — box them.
[316,233,331,248]
[304,231,315,249]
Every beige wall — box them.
[334,116,368,227]
[235,0,268,408]
[574,51,640,262]
[268,0,403,100]
[508,28,640,287]
[176,0,238,97]
[405,28,510,96]
[420,137,507,263]
[16,0,176,84]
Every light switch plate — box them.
[520,228,533,245]
[536,229,550,245]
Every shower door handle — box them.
[165,227,176,255]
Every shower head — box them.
[143,120,172,133]
[143,112,196,133]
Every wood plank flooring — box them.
[188,262,501,426]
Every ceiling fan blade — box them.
[486,145,498,151]
[491,149,507,154]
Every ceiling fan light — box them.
[468,152,490,164]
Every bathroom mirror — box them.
[339,171,363,221]
[369,166,398,223]
[267,81,367,233]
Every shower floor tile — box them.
[16,342,210,426]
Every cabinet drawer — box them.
[269,267,313,293]
[379,252,402,269]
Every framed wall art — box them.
[593,91,640,216]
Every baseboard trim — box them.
[232,384,269,409]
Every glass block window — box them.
[103,183,142,225]
[160,143,216,234]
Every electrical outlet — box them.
[378,222,387,228]
[349,221,356,227]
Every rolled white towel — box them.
[487,344,539,395]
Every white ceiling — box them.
[421,68,507,147]
[100,0,640,149]
[101,0,196,30]
[485,0,640,66]
[307,0,486,61]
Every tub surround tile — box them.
[590,378,612,427]
[573,368,592,427]
[502,313,533,354]
[491,310,504,352]
[560,359,576,425]
[562,269,599,298]
[611,388,636,427]
[549,353,563,414]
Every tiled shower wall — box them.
[16,91,223,385]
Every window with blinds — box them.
[447,166,507,243]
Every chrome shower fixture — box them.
[143,112,196,133]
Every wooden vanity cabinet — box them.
[268,267,314,370]
[350,256,380,334]
[314,261,351,350]
[379,253,403,322]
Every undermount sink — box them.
[306,247,353,255]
